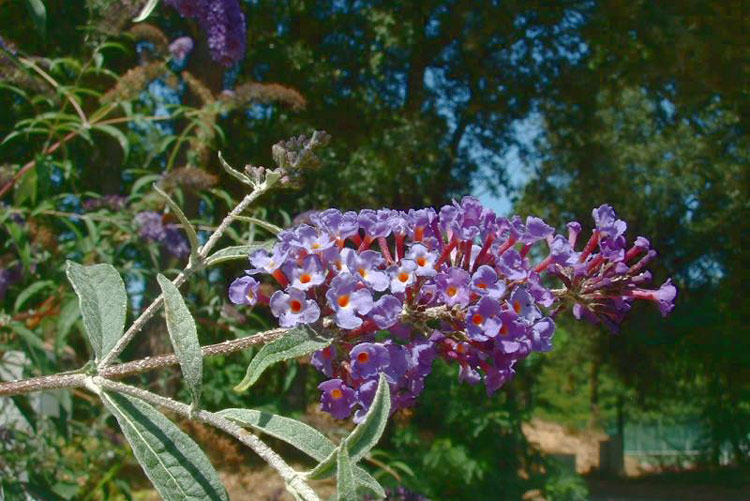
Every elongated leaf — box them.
[25,0,46,38]
[353,467,386,499]
[205,241,274,267]
[346,373,391,463]
[13,280,54,312]
[133,0,160,22]
[217,151,251,185]
[154,185,199,259]
[92,124,129,162]
[308,374,391,480]
[157,274,202,406]
[336,439,356,501]
[236,216,283,235]
[218,409,335,461]
[100,391,228,501]
[65,261,127,361]
[234,326,331,392]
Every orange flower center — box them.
[337,295,350,308]
[399,272,410,282]
[300,273,312,284]
[476,282,487,289]
[312,242,321,250]
[447,286,458,297]
[472,313,484,325]
[357,352,370,363]
[331,388,343,399]
[290,300,303,313]
[358,267,367,278]
[500,325,509,336]
[416,256,427,267]
[513,301,521,313]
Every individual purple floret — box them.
[269,288,320,327]
[326,273,374,329]
[284,254,326,291]
[344,249,389,292]
[228,276,259,306]
[388,259,417,294]
[318,379,355,419]
[466,296,503,341]
[350,343,390,379]
[435,268,471,307]
[470,265,506,299]
[369,295,403,329]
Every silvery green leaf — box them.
[217,408,335,461]
[133,0,159,22]
[236,216,283,235]
[205,241,274,267]
[65,261,127,361]
[234,326,331,392]
[336,438,356,501]
[100,391,228,501]
[157,274,202,406]
[308,373,391,480]
[346,373,391,463]
[353,467,385,499]
[217,151,252,185]
[154,185,199,260]
[217,408,384,498]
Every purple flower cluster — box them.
[134,211,190,259]
[537,205,678,331]
[166,0,246,66]
[229,198,676,420]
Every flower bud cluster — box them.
[229,198,676,420]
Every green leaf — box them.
[9,322,46,351]
[345,372,391,463]
[336,438,356,501]
[217,151,252,186]
[14,166,37,206]
[216,408,384,497]
[133,0,160,22]
[205,241,274,267]
[56,297,80,355]
[157,274,202,407]
[308,374,391,480]
[92,124,129,162]
[217,408,335,461]
[234,326,331,392]
[65,261,127,362]
[25,0,46,38]
[13,280,54,312]
[154,185,200,260]
[100,391,228,501]
[236,216,283,235]
[353,467,386,499]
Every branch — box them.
[97,184,270,369]
[0,326,287,397]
